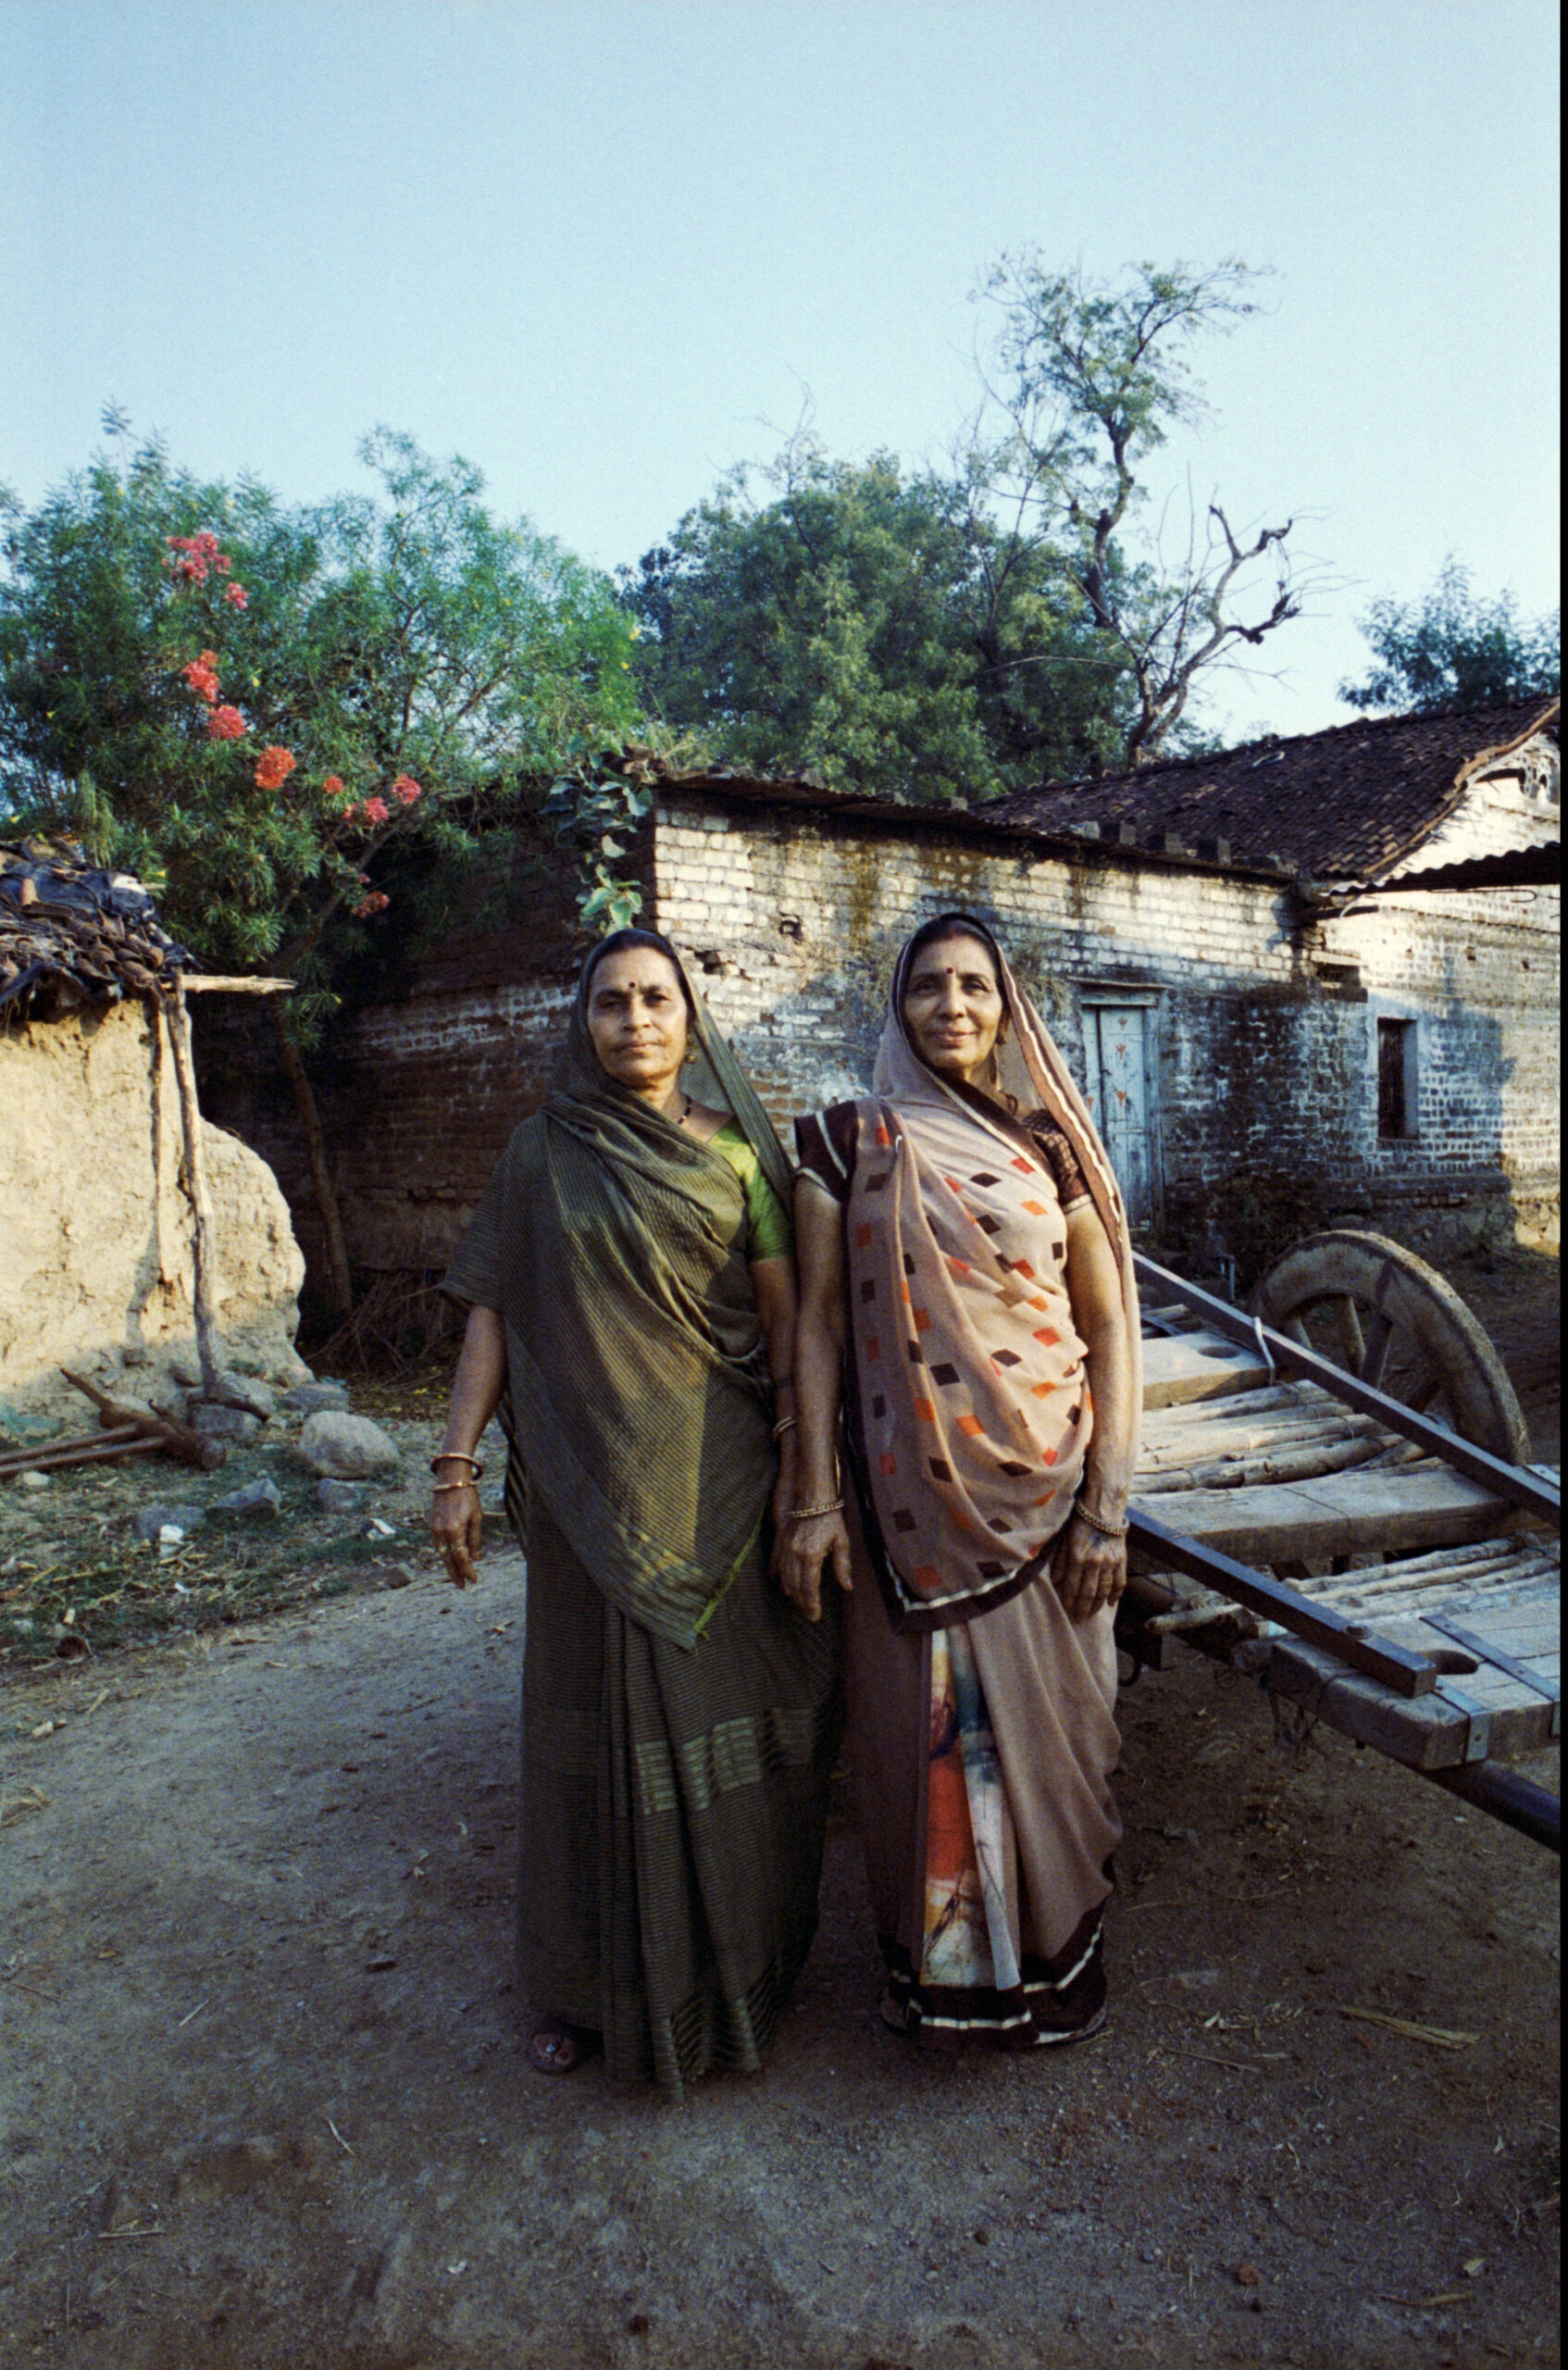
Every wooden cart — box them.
[1116,1233,1561,1852]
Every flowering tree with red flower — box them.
[0,420,641,989]
[0,418,645,1306]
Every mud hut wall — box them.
[650,794,1561,1241]
[0,998,305,1406]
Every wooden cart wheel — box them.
[1250,1229,1530,1463]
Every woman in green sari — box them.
[430,929,839,2099]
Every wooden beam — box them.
[1128,1503,1438,1695]
[175,975,295,994]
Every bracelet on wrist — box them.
[431,1451,484,1478]
[789,1497,844,1524]
[431,1478,480,1495]
[1075,1499,1129,1540]
[772,1414,798,1440]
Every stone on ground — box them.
[210,1475,283,1519]
[191,1403,263,1444]
[131,1503,206,1540]
[316,1478,367,1515]
[295,1412,401,1478]
[280,1382,352,1416]
[207,1372,277,1420]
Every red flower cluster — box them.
[358,794,392,827]
[224,582,249,611]
[165,532,233,587]
[254,745,297,792]
[391,773,422,808]
[181,650,221,705]
[206,705,247,742]
[353,890,392,919]
[321,775,348,800]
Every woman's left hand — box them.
[1052,1512,1126,1623]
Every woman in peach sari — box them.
[785,915,1139,2050]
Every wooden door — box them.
[1083,1004,1154,1225]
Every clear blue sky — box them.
[2,0,1560,744]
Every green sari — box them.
[444,967,839,2098]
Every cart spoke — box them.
[1360,1310,1396,1390]
[1334,1295,1366,1371]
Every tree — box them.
[966,256,1336,767]
[970,256,1314,768]
[0,424,641,1006]
[628,260,1313,792]
[0,421,642,1307]
[1339,556,1561,713]
[623,433,1130,802]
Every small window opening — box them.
[1377,1018,1416,1141]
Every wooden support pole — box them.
[164,977,223,1400]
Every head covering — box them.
[879,917,1139,1325]
[837,915,1141,1631]
[443,932,792,1653]
[559,931,793,1208]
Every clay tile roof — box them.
[0,842,191,1018]
[983,699,1561,881]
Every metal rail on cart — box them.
[1119,1250,1561,1855]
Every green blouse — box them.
[712,1119,793,1263]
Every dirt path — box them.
[1,1541,1558,2370]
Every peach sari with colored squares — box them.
[795,921,1138,2047]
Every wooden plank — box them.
[177,975,295,995]
[1140,1331,1272,1410]
[1133,1254,1561,1528]
[1148,1466,1513,1566]
[1265,1640,1471,1769]
[1385,1618,1559,1758]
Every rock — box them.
[120,1342,150,1368]
[191,1403,263,1445]
[316,1478,367,1516]
[295,1412,402,1479]
[17,1470,51,1491]
[131,1503,206,1541]
[210,1475,282,1519]
[209,1373,276,1421]
[169,1354,205,1390]
[280,1382,352,1416]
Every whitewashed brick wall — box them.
[654,791,1560,1241]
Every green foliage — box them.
[541,765,654,931]
[0,425,641,1011]
[623,436,1127,802]
[626,261,1300,792]
[1339,556,1561,714]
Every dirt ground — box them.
[0,1247,1559,2370]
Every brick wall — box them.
[195,780,1560,1291]
[653,791,1561,1246]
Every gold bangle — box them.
[772,1414,798,1439]
[431,1452,484,1478]
[789,1497,843,1524]
[431,1478,479,1495]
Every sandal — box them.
[526,2016,599,2076]
[878,1987,914,2033]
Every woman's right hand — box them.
[779,1511,853,1623]
[430,1481,484,1589]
